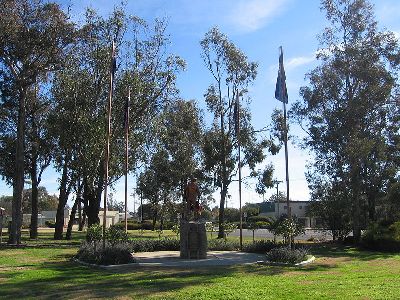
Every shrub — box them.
[248,215,271,223]
[130,238,180,252]
[361,221,400,252]
[114,220,154,230]
[207,239,239,251]
[106,225,129,246]
[242,240,278,253]
[76,241,134,265]
[45,220,55,228]
[86,224,103,243]
[266,246,309,264]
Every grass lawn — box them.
[1,230,399,299]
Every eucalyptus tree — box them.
[0,0,75,244]
[137,99,205,226]
[292,0,400,241]
[200,27,274,238]
[50,8,184,238]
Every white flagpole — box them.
[103,41,116,249]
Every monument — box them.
[180,177,207,259]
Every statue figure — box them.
[183,176,201,220]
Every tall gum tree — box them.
[0,0,75,244]
[200,27,274,238]
[292,0,400,241]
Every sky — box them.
[1,0,400,211]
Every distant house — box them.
[22,209,119,228]
[258,200,317,228]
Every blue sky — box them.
[1,0,400,210]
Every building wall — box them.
[22,209,120,228]
[259,201,315,228]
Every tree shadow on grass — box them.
[308,243,397,261]
[0,259,252,299]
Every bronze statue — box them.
[183,176,201,220]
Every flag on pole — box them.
[275,46,288,103]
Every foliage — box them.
[292,0,400,241]
[223,207,240,223]
[171,224,180,237]
[86,224,103,243]
[307,182,352,241]
[106,225,129,246]
[76,241,134,265]
[78,224,133,265]
[269,217,305,244]
[266,246,309,264]
[200,27,277,238]
[44,220,56,228]
[115,220,154,231]
[242,240,277,253]
[0,0,76,244]
[207,238,239,251]
[221,223,237,238]
[361,221,400,251]
[130,238,180,252]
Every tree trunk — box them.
[9,90,26,245]
[85,189,100,227]
[66,197,78,240]
[29,170,39,239]
[54,153,71,240]
[217,110,227,239]
[217,185,227,238]
[351,164,362,242]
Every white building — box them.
[258,200,318,228]
[22,209,120,228]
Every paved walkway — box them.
[131,251,266,268]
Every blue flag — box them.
[275,47,288,104]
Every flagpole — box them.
[103,41,115,250]
[275,46,291,247]
[283,101,290,220]
[237,92,243,251]
[124,88,130,233]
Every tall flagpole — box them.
[283,101,290,220]
[275,46,291,247]
[236,92,243,251]
[103,41,116,249]
[124,88,130,233]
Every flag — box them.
[275,47,288,103]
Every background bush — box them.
[76,241,134,265]
[266,246,309,264]
[361,221,400,252]
[45,220,56,228]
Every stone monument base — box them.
[180,220,207,259]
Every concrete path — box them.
[132,251,266,267]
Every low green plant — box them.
[242,240,278,253]
[207,239,239,251]
[266,246,309,264]
[86,224,103,243]
[361,221,400,252]
[44,220,56,228]
[222,223,237,240]
[130,238,180,252]
[76,241,134,265]
[106,225,128,246]
[171,224,180,238]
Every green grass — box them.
[1,230,399,299]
